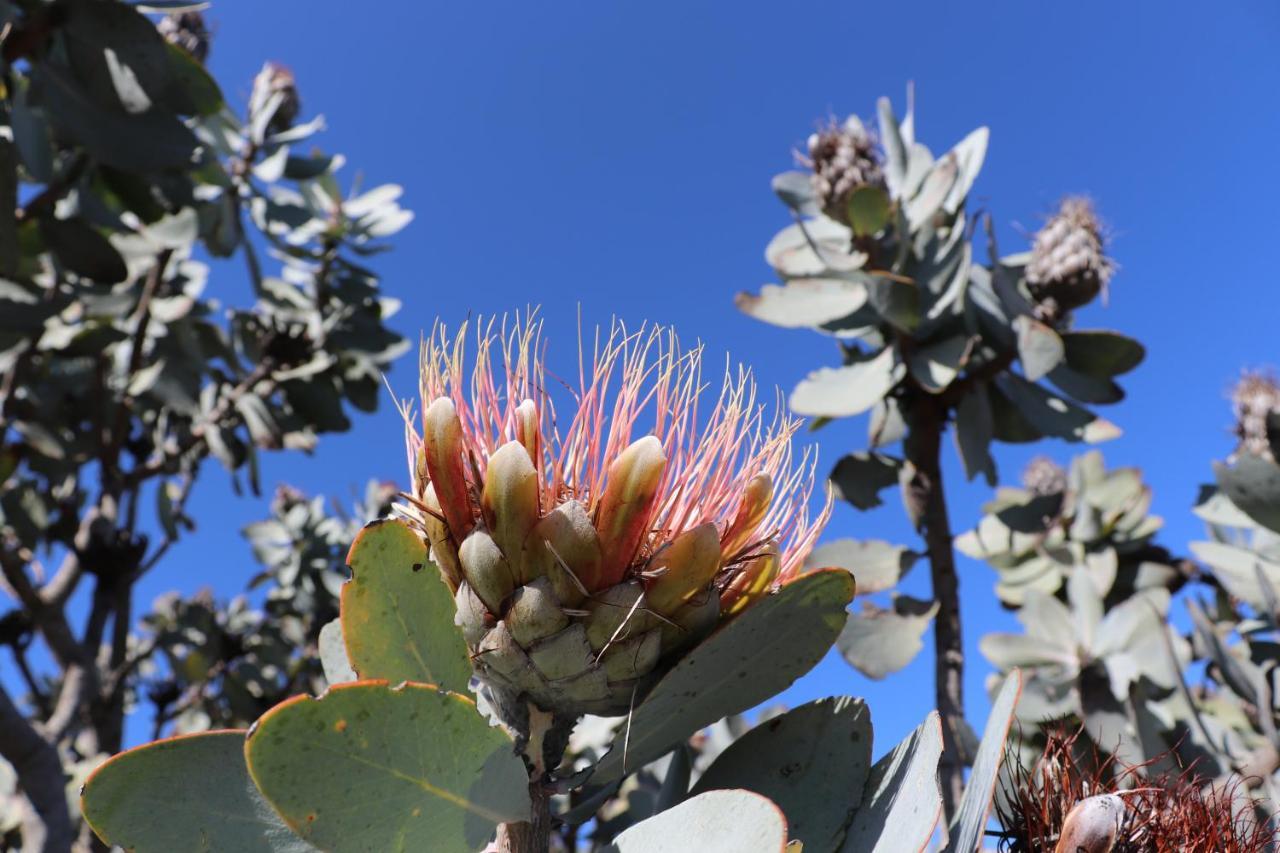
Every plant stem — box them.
[903,392,966,822]
[494,702,571,853]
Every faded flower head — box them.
[1025,197,1114,317]
[249,62,301,136]
[157,11,211,64]
[801,115,884,224]
[1022,456,1068,497]
[1231,370,1280,461]
[399,316,830,715]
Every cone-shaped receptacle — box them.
[454,581,494,646]
[720,473,773,562]
[644,523,721,616]
[422,483,462,590]
[458,529,516,614]
[506,577,569,647]
[659,589,720,653]
[524,500,598,606]
[527,624,594,681]
[584,582,651,650]
[720,543,779,617]
[594,436,666,588]
[599,628,661,682]
[422,398,475,544]
[482,441,541,584]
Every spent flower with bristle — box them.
[1026,197,1114,317]
[398,316,831,715]
[801,115,885,225]
[994,729,1270,853]
[1230,370,1280,462]
[1022,456,1068,497]
[157,11,211,64]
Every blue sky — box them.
[123,0,1280,753]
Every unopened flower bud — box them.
[482,441,541,583]
[1026,197,1113,316]
[644,523,721,616]
[1022,456,1068,497]
[1231,371,1280,462]
[157,11,210,64]
[720,543,780,617]
[802,116,885,225]
[249,62,300,137]
[594,436,666,587]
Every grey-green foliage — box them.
[975,437,1280,809]
[739,92,1143,680]
[0,2,409,847]
[139,480,396,736]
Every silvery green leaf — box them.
[904,155,957,231]
[1013,315,1064,382]
[771,170,819,216]
[829,452,902,512]
[790,347,904,418]
[953,384,996,485]
[945,670,1020,853]
[868,396,907,448]
[735,277,870,329]
[804,538,918,596]
[980,632,1077,673]
[840,712,943,853]
[907,335,969,394]
[1189,540,1280,612]
[765,217,862,277]
[1213,454,1280,534]
[995,374,1121,444]
[838,597,938,680]
[940,127,989,214]
[877,97,908,198]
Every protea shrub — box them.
[398,317,830,717]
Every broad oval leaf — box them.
[840,712,943,853]
[318,618,357,687]
[1013,315,1064,382]
[765,217,862,277]
[604,789,788,853]
[587,570,855,788]
[837,597,938,680]
[995,374,1120,444]
[82,730,312,853]
[736,278,868,329]
[907,335,969,394]
[772,170,819,217]
[945,671,1022,853]
[340,518,472,693]
[1213,454,1280,534]
[1061,330,1145,378]
[1189,539,1280,612]
[804,539,918,596]
[245,681,530,853]
[691,697,872,853]
[829,452,903,512]
[791,348,904,418]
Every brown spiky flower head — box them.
[401,317,830,716]
[1026,197,1114,318]
[1230,370,1280,462]
[802,115,885,224]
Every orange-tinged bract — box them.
[399,316,831,715]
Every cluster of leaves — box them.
[0,0,410,847]
[137,480,396,738]
[976,427,1280,823]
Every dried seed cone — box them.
[1025,197,1113,314]
[400,318,831,716]
[804,116,885,225]
[1231,371,1280,462]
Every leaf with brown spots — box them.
[340,519,472,692]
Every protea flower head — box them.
[398,316,830,716]
[1022,456,1068,497]
[801,115,885,225]
[1025,197,1114,317]
[157,11,211,64]
[1230,370,1280,462]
